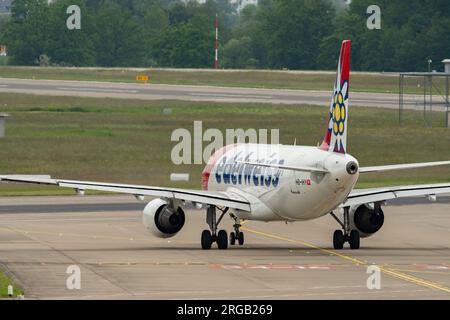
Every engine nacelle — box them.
[349,203,384,238]
[142,198,185,238]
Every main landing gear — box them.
[330,207,360,250]
[201,206,244,250]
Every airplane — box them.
[1,40,450,250]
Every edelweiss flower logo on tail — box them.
[330,80,348,153]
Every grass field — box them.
[1,66,448,95]
[0,93,449,196]
[0,268,22,298]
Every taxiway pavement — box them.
[1,195,449,299]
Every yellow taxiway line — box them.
[2,224,449,294]
[241,225,450,294]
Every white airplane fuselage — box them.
[202,143,359,222]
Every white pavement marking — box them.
[58,87,139,94]
[193,93,274,99]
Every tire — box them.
[237,232,244,246]
[217,230,228,250]
[201,230,212,250]
[349,229,360,249]
[333,230,344,250]
[230,232,236,245]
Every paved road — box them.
[0,77,440,110]
[0,195,449,299]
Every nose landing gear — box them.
[230,218,244,246]
[330,207,360,250]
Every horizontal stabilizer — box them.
[359,161,450,173]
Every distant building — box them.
[443,59,450,73]
[0,0,58,13]
[233,0,258,11]
[185,1,349,11]
[0,0,12,13]
[2,0,260,13]
[0,45,7,56]
[333,0,351,10]
[183,0,258,11]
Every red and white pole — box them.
[214,14,219,69]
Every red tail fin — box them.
[319,40,351,154]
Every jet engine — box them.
[142,198,185,238]
[348,203,384,238]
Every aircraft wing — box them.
[0,175,251,211]
[342,183,450,207]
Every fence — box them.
[399,72,450,128]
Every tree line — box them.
[0,0,449,71]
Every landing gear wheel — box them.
[333,230,344,250]
[349,229,360,249]
[217,230,228,250]
[230,232,236,245]
[237,232,244,246]
[201,230,212,250]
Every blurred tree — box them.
[223,0,335,70]
[1,0,50,65]
[264,0,335,69]
[155,13,213,67]
[94,1,146,66]
[328,0,450,71]
[222,36,254,68]
[0,14,10,33]
[46,0,96,66]
[1,0,449,71]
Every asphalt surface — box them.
[0,77,443,110]
[0,195,449,300]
